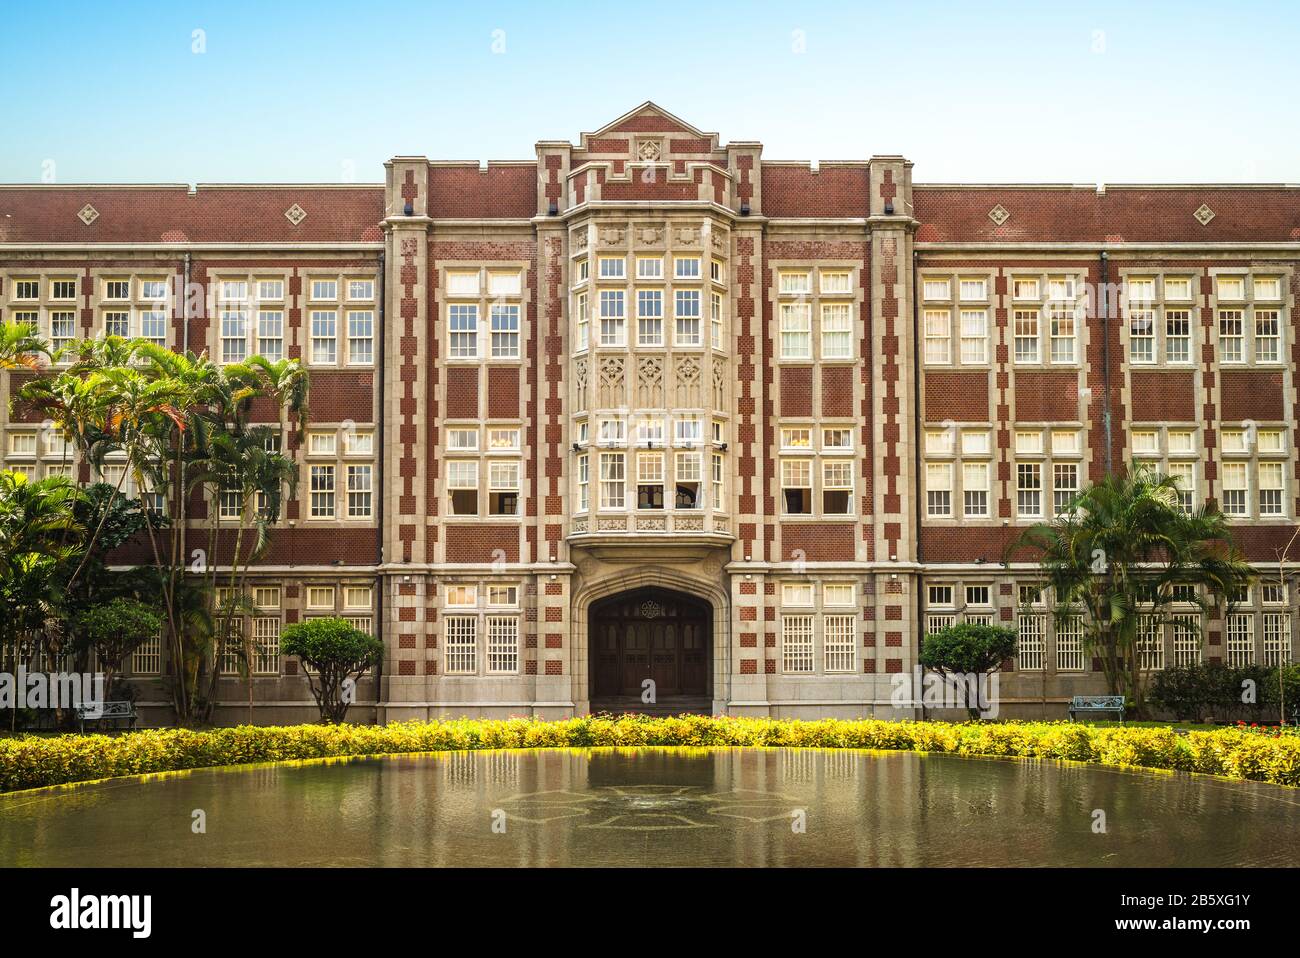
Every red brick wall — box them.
[924,371,990,422]
[1130,370,1196,422]
[1220,369,1285,421]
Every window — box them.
[12,279,39,301]
[308,432,337,456]
[781,427,812,450]
[1217,276,1245,301]
[1263,613,1290,667]
[1053,462,1079,514]
[711,259,726,283]
[963,462,989,517]
[220,309,248,362]
[575,260,589,284]
[577,453,590,512]
[1137,615,1164,670]
[820,270,851,294]
[711,292,724,349]
[822,428,852,451]
[674,257,701,280]
[576,292,589,351]
[924,309,950,363]
[1255,309,1281,363]
[347,278,375,301]
[1172,614,1201,667]
[1218,309,1244,363]
[306,586,336,610]
[1254,277,1282,301]
[824,615,856,673]
[487,428,519,451]
[958,277,987,301]
[711,452,724,510]
[104,279,130,300]
[928,584,954,607]
[780,303,812,359]
[965,585,990,607]
[1258,461,1284,517]
[821,460,853,514]
[637,289,663,345]
[1013,309,1040,363]
[599,257,626,280]
[1016,463,1042,517]
[637,452,664,510]
[449,304,478,358]
[781,459,812,514]
[821,304,853,359]
[132,632,162,675]
[1017,614,1045,671]
[1012,277,1039,300]
[445,617,477,674]
[636,257,662,279]
[1221,461,1248,517]
[674,290,701,345]
[1048,302,1075,363]
[310,465,336,518]
[310,310,337,364]
[926,462,952,517]
[252,617,280,674]
[487,617,520,674]
[779,271,811,295]
[599,453,625,509]
[1163,277,1192,301]
[104,309,131,338]
[448,428,478,452]
[490,304,519,359]
[257,279,284,301]
[445,585,476,607]
[675,452,702,509]
[1129,308,1155,363]
[1227,613,1254,666]
[599,291,626,346]
[1165,309,1191,364]
[923,277,951,301]
[347,310,375,364]
[825,583,855,606]
[342,586,370,609]
[960,309,988,364]
[1056,616,1085,671]
[448,461,479,515]
[347,464,373,518]
[50,278,77,300]
[782,615,814,673]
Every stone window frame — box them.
[1119,270,1201,368]
[921,424,995,523]
[1218,421,1291,520]
[438,580,523,677]
[1004,270,1085,369]
[1129,423,1201,513]
[209,268,293,365]
[1012,423,1085,522]
[1210,268,1290,367]
[777,578,863,676]
[301,421,378,524]
[440,262,529,366]
[772,261,861,365]
[919,270,994,369]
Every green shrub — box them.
[2,717,1299,793]
[279,617,383,723]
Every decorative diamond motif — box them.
[284,203,308,225]
[77,204,99,225]
[637,139,662,161]
[1194,203,1216,226]
[639,600,663,619]
[987,204,1010,226]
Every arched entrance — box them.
[589,587,711,709]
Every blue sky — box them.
[2,0,1295,184]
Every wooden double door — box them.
[591,590,710,698]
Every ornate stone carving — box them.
[637,225,665,245]
[574,356,589,410]
[571,229,588,251]
[674,226,700,246]
[712,357,727,409]
[987,204,1010,226]
[284,203,308,225]
[598,356,625,407]
[599,226,626,246]
[1194,204,1216,226]
[675,356,702,407]
[77,204,99,225]
[637,139,663,161]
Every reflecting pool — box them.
[1,748,1296,866]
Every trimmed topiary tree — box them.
[280,617,383,723]
[918,622,1018,720]
[75,598,162,699]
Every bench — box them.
[1068,695,1126,723]
[75,701,138,733]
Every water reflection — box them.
[0,748,1296,867]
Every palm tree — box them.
[1014,464,1252,716]
[0,319,49,370]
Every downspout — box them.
[1100,251,1113,475]
[178,251,191,721]
[912,248,927,721]
[373,242,387,724]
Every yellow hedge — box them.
[1,716,1297,793]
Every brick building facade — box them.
[2,103,1297,722]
